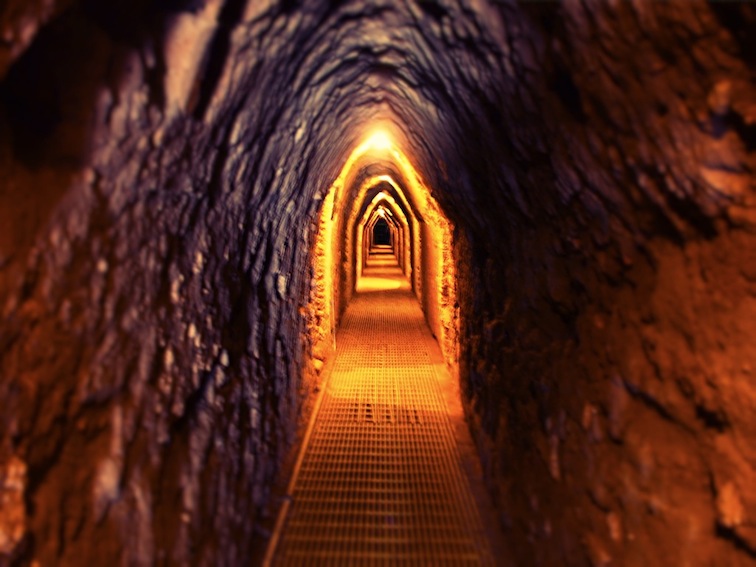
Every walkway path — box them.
[270,249,497,565]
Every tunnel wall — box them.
[436,3,756,566]
[418,208,457,369]
[0,2,359,564]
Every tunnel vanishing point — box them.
[1,1,756,565]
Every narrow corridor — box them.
[4,3,756,565]
[268,249,496,565]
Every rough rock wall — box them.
[0,2,360,564]
[1,0,756,566]
[446,2,756,565]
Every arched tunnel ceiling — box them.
[354,180,414,225]
[4,1,753,240]
[1,1,756,565]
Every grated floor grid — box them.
[273,253,495,566]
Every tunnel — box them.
[1,1,756,565]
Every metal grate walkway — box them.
[269,249,496,565]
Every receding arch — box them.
[307,126,460,384]
[355,186,414,288]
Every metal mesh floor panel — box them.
[273,261,495,566]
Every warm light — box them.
[365,129,393,151]
[308,121,459,386]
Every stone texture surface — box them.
[447,3,756,566]
[0,1,755,565]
